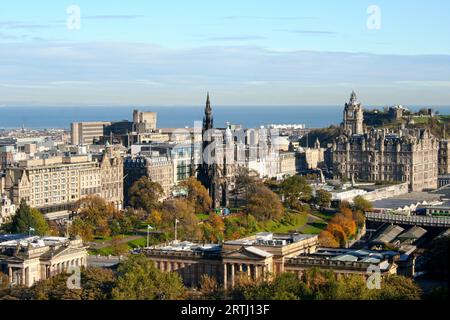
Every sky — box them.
[0,0,450,107]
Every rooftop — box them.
[224,233,317,247]
[0,234,70,249]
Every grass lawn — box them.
[300,222,328,234]
[196,213,210,221]
[257,213,308,234]
[310,210,335,222]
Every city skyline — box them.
[1,0,450,106]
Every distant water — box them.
[1,105,450,130]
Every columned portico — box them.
[222,246,274,290]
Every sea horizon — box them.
[1,105,450,130]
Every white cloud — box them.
[0,42,449,106]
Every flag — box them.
[29,227,35,232]
[175,219,180,224]
[147,225,154,230]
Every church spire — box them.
[203,91,213,131]
[349,90,358,105]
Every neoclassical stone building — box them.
[140,233,320,289]
[0,235,88,287]
[139,232,400,289]
[332,92,438,191]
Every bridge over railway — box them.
[365,212,450,228]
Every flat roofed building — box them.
[284,248,398,277]
[71,122,111,146]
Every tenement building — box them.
[332,92,438,191]
[4,146,124,217]
[0,234,88,287]
[124,155,175,200]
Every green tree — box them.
[247,185,284,221]
[376,275,421,300]
[10,199,49,236]
[280,176,313,209]
[81,267,116,300]
[32,274,82,300]
[112,255,185,300]
[353,196,373,213]
[314,189,332,209]
[129,177,164,213]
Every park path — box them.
[90,235,143,249]
[297,213,328,233]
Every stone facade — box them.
[0,235,88,288]
[4,147,124,215]
[124,155,174,200]
[0,194,16,226]
[438,140,450,175]
[140,233,319,289]
[332,92,438,191]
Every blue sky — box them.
[0,0,450,106]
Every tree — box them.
[69,218,94,242]
[73,196,117,239]
[112,255,185,300]
[325,223,348,247]
[319,230,339,248]
[32,274,82,300]
[10,199,49,236]
[353,196,373,213]
[199,275,223,300]
[280,176,312,209]
[423,235,449,280]
[129,177,164,213]
[314,189,332,210]
[81,267,116,300]
[202,214,225,242]
[330,214,357,238]
[110,236,130,256]
[161,199,200,240]
[233,167,261,203]
[246,185,284,221]
[376,275,421,300]
[177,177,212,213]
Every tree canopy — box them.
[9,199,49,236]
[112,255,185,300]
[246,185,284,221]
[129,177,164,213]
[177,177,212,213]
[280,176,313,209]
